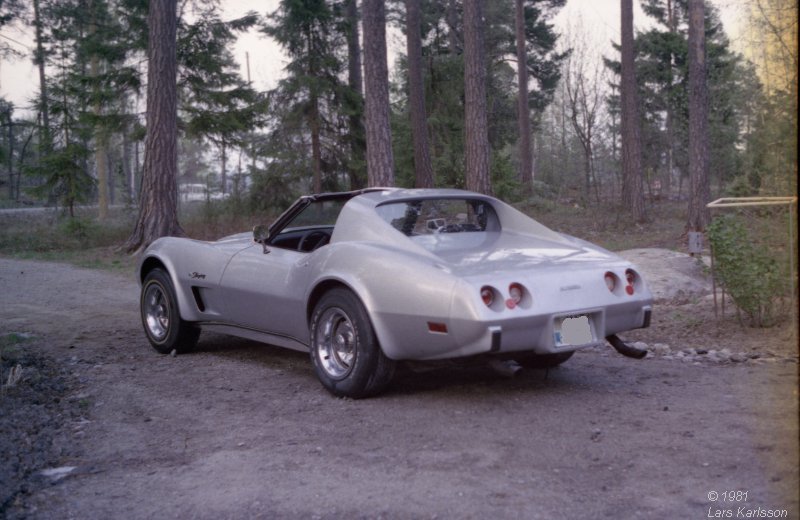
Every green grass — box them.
[1,332,34,362]
[8,248,138,274]
[0,200,274,272]
[0,206,137,273]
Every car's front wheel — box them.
[140,268,200,354]
[310,288,395,398]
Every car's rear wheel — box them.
[310,288,395,398]
[141,268,200,354]
[516,351,574,369]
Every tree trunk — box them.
[344,0,365,190]
[133,137,140,199]
[133,66,142,200]
[665,0,676,197]
[610,98,619,201]
[446,0,460,54]
[220,138,228,195]
[124,0,183,254]
[6,110,13,200]
[686,0,710,231]
[406,0,434,188]
[515,0,533,190]
[95,133,109,216]
[90,38,109,220]
[362,0,395,187]
[122,121,133,202]
[463,0,491,195]
[309,96,322,193]
[306,28,323,194]
[32,0,50,154]
[16,128,34,202]
[620,0,646,221]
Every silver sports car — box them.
[138,188,653,397]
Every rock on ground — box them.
[619,248,712,303]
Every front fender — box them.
[138,237,240,322]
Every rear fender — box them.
[309,244,458,360]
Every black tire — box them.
[309,288,395,398]
[516,351,574,370]
[140,268,200,354]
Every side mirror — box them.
[253,225,270,254]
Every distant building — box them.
[179,183,226,203]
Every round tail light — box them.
[508,283,524,304]
[604,272,616,292]
[625,269,636,295]
[480,286,494,307]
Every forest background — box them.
[0,0,796,308]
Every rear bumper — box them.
[460,301,651,356]
[380,300,652,361]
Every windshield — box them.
[376,198,499,236]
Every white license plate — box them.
[554,316,593,346]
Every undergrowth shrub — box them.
[708,214,784,327]
[60,217,97,247]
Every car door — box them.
[218,243,313,343]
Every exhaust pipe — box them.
[606,335,647,359]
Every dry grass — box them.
[519,198,691,252]
[0,198,695,274]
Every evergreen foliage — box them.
[0,0,25,57]
[606,0,758,199]
[0,0,793,254]
[29,143,95,216]
[391,0,565,198]
[255,0,355,200]
[22,0,142,213]
[178,7,265,195]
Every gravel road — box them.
[1,257,797,519]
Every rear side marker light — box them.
[428,322,448,334]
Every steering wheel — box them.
[298,230,330,252]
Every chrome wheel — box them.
[309,288,395,398]
[143,283,170,341]
[315,307,357,379]
[140,268,200,354]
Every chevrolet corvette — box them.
[138,188,653,397]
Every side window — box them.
[289,200,346,228]
[269,199,347,252]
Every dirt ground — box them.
[1,254,798,519]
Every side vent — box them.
[191,286,206,312]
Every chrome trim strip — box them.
[202,322,309,352]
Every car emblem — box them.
[560,284,581,291]
[189,272,206,280]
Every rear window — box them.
[376,198,498,236]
